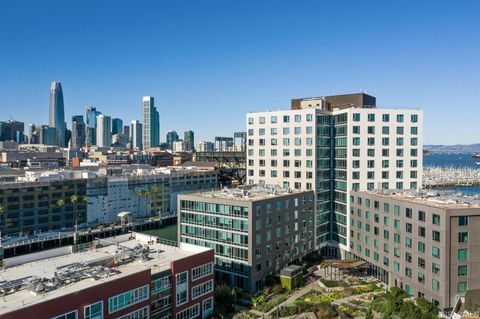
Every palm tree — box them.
[0,204,5,242]
[70,195,79,233]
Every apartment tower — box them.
[246,93,423,257]
[142,96,160,149]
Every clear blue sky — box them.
[0,0,479,144]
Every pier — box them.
[0,213,177,259]
[423,166,480,188]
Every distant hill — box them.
[424,144,480,153]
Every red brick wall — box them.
[1,269,151,319]
[171,248,215,318]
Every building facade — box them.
[349,190,480,309]
[131,120,143,150]
[143,96,160,150]
[0,232,215,319]
[0,166,218,237]
[71,115,86,148]
[246,93,423,256]
[184,130,195,151]
[196,141,214,152]
[167,130,179,150]
[86,106,101,146]
[178,186,315,293]
[96,114,112,147]
[49,81,66,147]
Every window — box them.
[271,116,277,123]
[52,311,78,319]
[458,248,468,260]
[108,285,149,314]
[176,304,200,319]
[458,232,469,243]
[353,113,360,121]
[432,279,440,291]
[458,282,468,293]
[368,114,375,122]
[115,307,149,319]
[432,231,440,242]
[153,276,171,293]
[294,114,301,122]
[432,263,440,274]
[411,114,418,122]
[176,271,189,306]
[283,115,290,123]
[203,297,214,315]
[84,301,103,319]
[432,214,440,225]
[458,265,468,276]
[418,211,425,221]
[382,114,390,122]
[459,216,469,226]
[432,246,440,258]
[191,279,214,299]
[192,262,213,281]
[397,114,404,122]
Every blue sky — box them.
[0,0,479,144]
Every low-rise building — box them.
[348,190,480,309]
[0,232,214,319]
[178,185,315,293]
[0,166,218,237]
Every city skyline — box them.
[0,1,478,144]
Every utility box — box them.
[280,265,303,290]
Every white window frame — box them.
[108,285,149,314]
[114,306,149,319]
[191,279,214,300]
[84,301,103,319]
[175,271,189,307]
[191,262,213,281]
[175,303,200,319]
[51,310,78,319]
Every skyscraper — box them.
[111,118,123,135]
[85,106,101,146]
[184,130,195,151]
[49,81,65,147]
[71,115,86,149]
[96,114,111,147]
[131,120,143,150]
[142,96,159,149]
[166,130,179,150]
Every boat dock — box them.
[423,166,480,188]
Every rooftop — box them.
[358,189,480,209]
[183,185,312,202]
[0,232,209,315]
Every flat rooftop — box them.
[0,232,209,315]
[183,185,312,202]
[357,190,480,209]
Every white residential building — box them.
[246,93,423,256]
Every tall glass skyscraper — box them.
[49,81,65,147]
[142,96,159,149]
[85,106,101,146]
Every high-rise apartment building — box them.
[184,130,195,151]
[71,115,86,148]
[96,114,112,147]
[246,93,422,256]
[131,120,143,150]
[112,118,123,135]
[166,130,179,150]
[85,106,101,146]
[49,81,65,147]
[142,96,160,149]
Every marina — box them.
[423,166,480,188]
